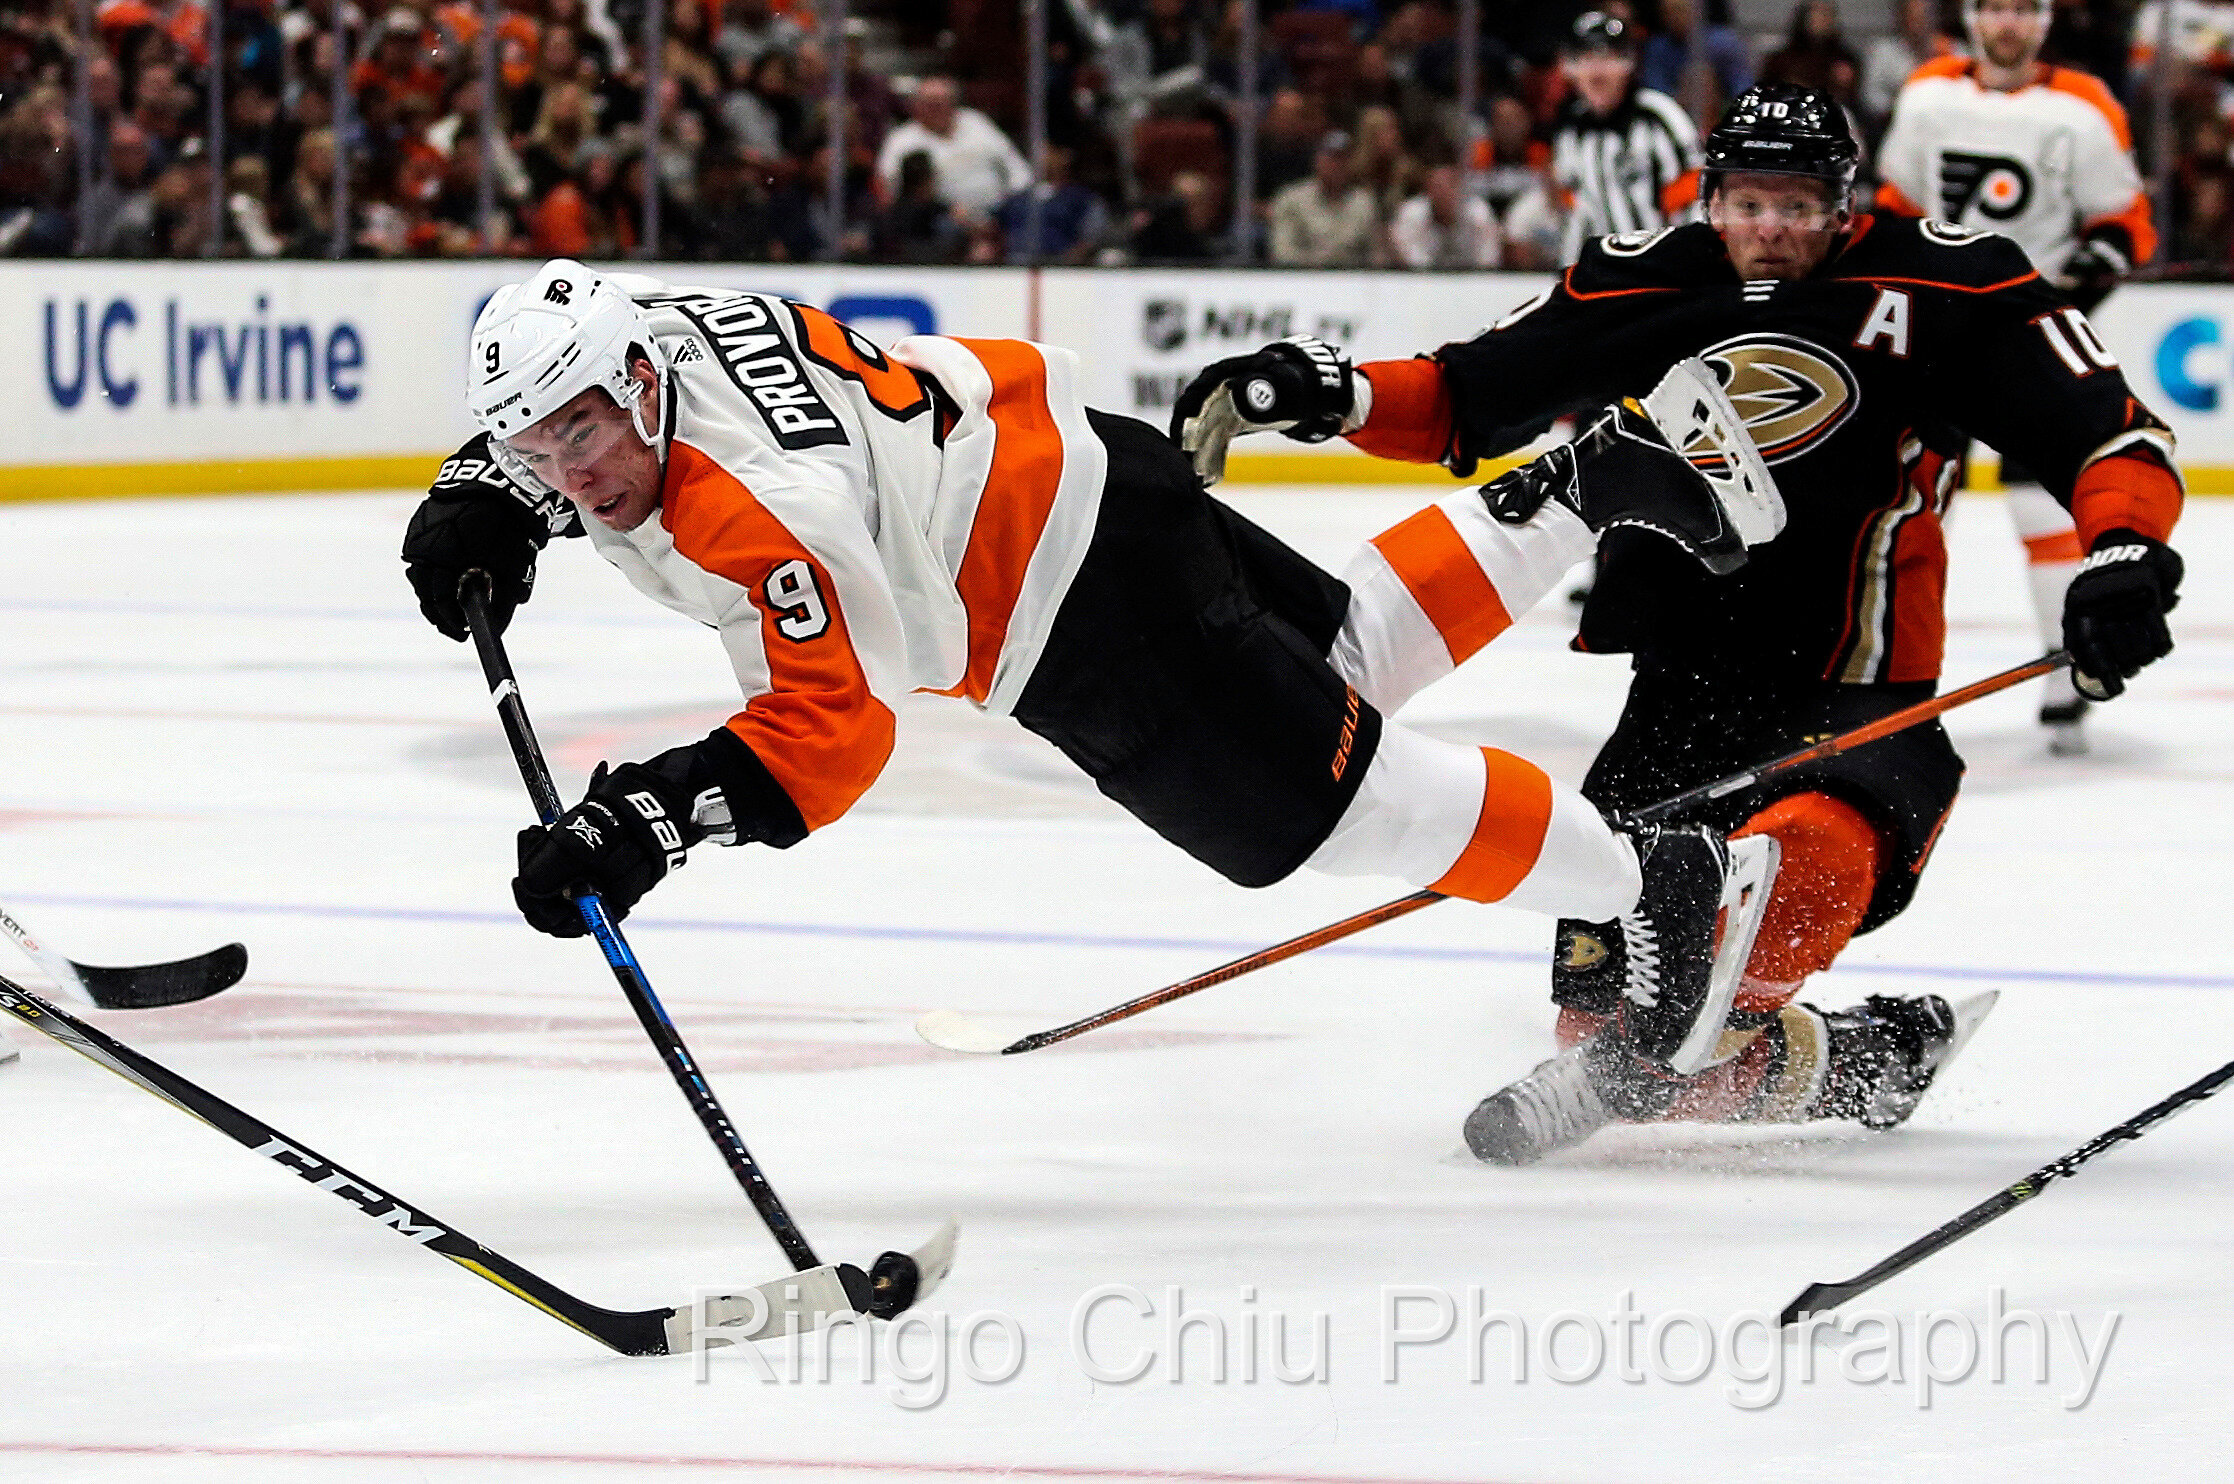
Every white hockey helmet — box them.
[468,260,665,449]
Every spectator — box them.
[1130,167,1228,262]
[837,19,899,155]
[1256,86,1323,200]
[1389,160,1501,267]
[1640,0,1755,129]
[283,124,338,254]
[1268,128,1377,265]
[1351,103,1417,220]
[149,133,217,256]
[1760,0,1862,109]
[874,75,1031,220]
[225,155,286,256]
[1475,93,1544,222]
[994,143,1110,262]
[1861,0,1954,129]
[875,147,965,263]
[714,0,802,80]
[721,46,804,164]
[353,7,446,114]
[77,118,159,255]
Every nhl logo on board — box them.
[1142,299,1187,353]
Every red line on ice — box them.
[0,1441,1552,1484]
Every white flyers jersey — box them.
[588,279,1106,833]
[1875,58,2154,277]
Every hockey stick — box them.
[917,650,2070,1056]
[0,969,899,1355]
[1781,1055,2234,1325]
[459,574,952,1319]
[0,899,246,1010]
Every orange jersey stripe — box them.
[2072,451,2183,546]
[935,338,1070,705]
[1349,357,1454,464]
[1370,503,1513,664]
[662,442,897,831]
[1431,747,1554,902]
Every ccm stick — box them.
[918,650,2071,1056]
[1781,1056,2234,1324]
[460,575,955,1319]
[0,899,245,1010]
[0,970,885,1354]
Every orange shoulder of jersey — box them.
[2039,64,2134,150]
[660,441,897,833]
[1903,53,1973,87]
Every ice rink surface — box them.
[0,483,2228,1482]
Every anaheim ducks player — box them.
[1172,83,2186,1163]
[1876,0,2156,754]
[400,260,1791,1067]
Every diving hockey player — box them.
[1876,0,2157,753]
[401,261,1790,1073]
[1171,83,2185,1163]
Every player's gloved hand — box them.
[2055,236,2129,315]
[2062,528,2182,700]
[1168,334,1356,485]
[403,488,546,642]
[512,763,702,937]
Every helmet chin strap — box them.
[616,354,672,463]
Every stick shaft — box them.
[0,974,673,1354]
[1626,651,2067,827]
[1785,1057,2234,1321]
[998,653,2066,1053]
[1006,891,1444,1052]
[459,577,821,1272]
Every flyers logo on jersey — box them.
[1694,333,1859,465]
[1939,151,2032,223]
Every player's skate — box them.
[1480,357,1784,576]
[1463,1038,1614,1165]
[2041,668,2090,757]
[1611,825,1780,1076]
[1812,991,1999,1129]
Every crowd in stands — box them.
[6,0,2234,270]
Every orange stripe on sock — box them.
[1370,505,1511,665]
[1430,747,1553,902]
[2023,529,2083,564]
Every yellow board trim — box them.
[4,449,2233,498]
[0,454,450,502]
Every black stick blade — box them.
[73,942,248,1010]
[1779,1279,1862,1327]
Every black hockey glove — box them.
[512,762,703,937]
[2062,528,2183,701]
[1168,334,1356,484]
[403,437,578,642]
[2056,235,2129,315]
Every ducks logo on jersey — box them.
[1693,333,1860,464]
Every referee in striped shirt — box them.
[1550,12,1705,264]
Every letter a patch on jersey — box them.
[1854,288,1912,358]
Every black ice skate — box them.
[1814,991,1999,1129]
[2041,696,2090,758]
[1480,357,1783,576]
[1612,825,1780,1076]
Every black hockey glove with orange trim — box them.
[2063,528,2182,701]
[512,762,703,937]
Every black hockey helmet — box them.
[1701,82,1859,206]
[1563,10,1636,55]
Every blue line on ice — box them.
[3,890,2227,991]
